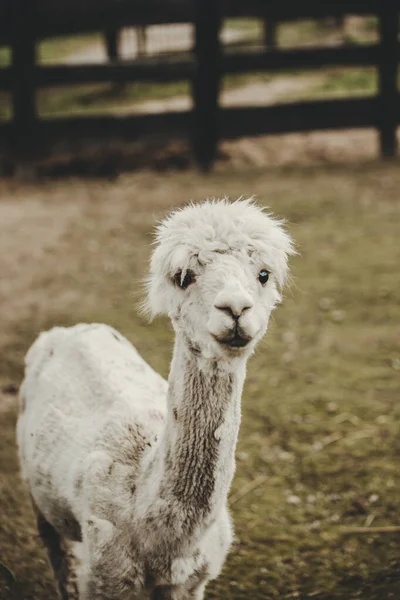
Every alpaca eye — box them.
[173,270,196,290]
[258,269,270,285]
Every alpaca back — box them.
[17,323,168,530]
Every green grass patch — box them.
[224,18,263,43]
[313,67,377,96]
[225,18,262,34]
[37,34,100,64]
[37,80,190,116]
[0,46,11,67]
[364,16,378,32]
[285,67,378,103]
[279,19,328,47]
[0,34,97,68]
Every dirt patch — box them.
[0,387,18,416]
[219,128,380,168]
[0,191,86,347]
[220,75,322,108]
[33,127,384,178]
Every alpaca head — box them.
[146,199,295,361]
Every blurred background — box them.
[0,1,399,599]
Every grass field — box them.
[0,162,399,599]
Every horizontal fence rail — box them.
[0,96,393,137]
[0,0,387,42]
[0,0,399,170]
[2,43,396,91]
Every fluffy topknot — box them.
[145,198,295,318]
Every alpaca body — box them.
[18,323,235,599]
[17,199,295,599]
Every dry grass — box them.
[0,162,399,599]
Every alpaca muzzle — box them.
[214,323,252,348]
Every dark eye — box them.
[173,270,196,290]
[258,269,270,285]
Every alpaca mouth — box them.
[221,335,250,348]
[215,328,252,348]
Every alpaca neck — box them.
[137,334,246,549]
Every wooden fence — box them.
[0,0,399,171]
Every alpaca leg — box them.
[190,581,207,600]
[151,587,183,600]
[35,507,79,600]
[151,580,207,600]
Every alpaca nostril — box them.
[215,306,233,319]
[214,305,251,320]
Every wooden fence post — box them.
[263,17,277,50]
[193,0,221,170]
[378,3,399,158]
[105,29,120,62]
[11,0,37,173]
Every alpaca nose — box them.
[214,289,254,320]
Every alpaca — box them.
[17,199,295,600]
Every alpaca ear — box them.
[144,235,189,319]
[266,221,297,290]
[143,273,176,320]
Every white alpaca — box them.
[17,199,295,600]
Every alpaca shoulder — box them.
[23,323,167,418]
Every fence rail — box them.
[2,43,395,91]
[0,1,384,42]
[0,95,387,138]
[0,0,399,170]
